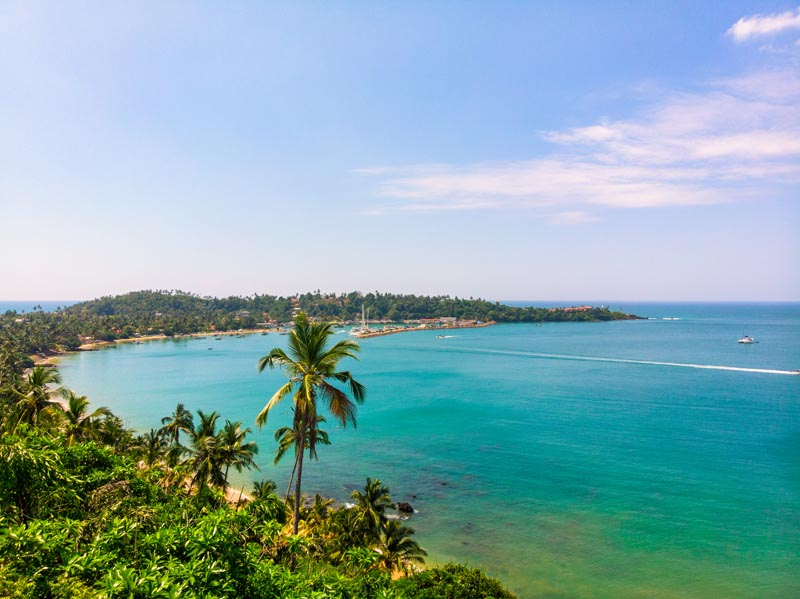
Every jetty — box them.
[349,319,495,339]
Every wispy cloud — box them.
[358,67,800,218]
[727,6,800,42]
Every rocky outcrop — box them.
[396,501,414,513]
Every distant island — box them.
[1,290,641,358]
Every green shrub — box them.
[397,563,517,599]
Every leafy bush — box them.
[397,563,517,599]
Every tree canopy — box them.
[1,289,640,356]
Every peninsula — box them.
[1,290,641,360]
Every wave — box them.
[444,347,800,376]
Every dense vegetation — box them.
[0,315,517,598]
[1,289,639,355]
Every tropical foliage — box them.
[0,328,518,598]
[257,312,366,534]
[0,422,515,598]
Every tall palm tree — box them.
[257,312,366,534]
[60,390,112,445]
[159,403,194,447]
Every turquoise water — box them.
[59,304,800,598]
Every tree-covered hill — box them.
[1,289,640,355]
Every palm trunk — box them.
[285,450,300,502]
[293,425,305,536]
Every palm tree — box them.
[10,366,63,430]
[351,477,393,541]
[187,410,226,496]
[218,419,259,484]
[159,403,194,447]
[376,520,427,573]
[60,390,112,445]
[95,414,134,451]
[257,312,366,534]
[273,413,331,501]
[131,429,169,469]
[252,479,278,499]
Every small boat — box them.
[738,335,756,344]
[349,305,371,337]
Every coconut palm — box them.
[187,410,226,496]
[218,419,259,484]
[131,429,170,469]
[351,477,393,541]
[10,366,63,430]
[252,479,278,499]
[95,413,134,450]
[159,403,194,447]
[376,520,427,573]
[257,312,366,534]
[60,390,112,445]
[274,413,331,501]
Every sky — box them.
[1,1,798,302]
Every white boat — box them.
[738,333,756,344]
[350,305,371,337]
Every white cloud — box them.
[727,6,800,42]
[357,68,800,219]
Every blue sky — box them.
[1,1,798,301]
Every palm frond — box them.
[255,381,294,428]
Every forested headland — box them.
[2,289,640,356]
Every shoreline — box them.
[33,328,273,366]
[352,320,495,338]
[30,315,632,366]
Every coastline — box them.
[33,322,497,365]
[352,320,496,339]
[32,328,273,366]
[30,313,638,366]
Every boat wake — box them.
[448,348,800,376]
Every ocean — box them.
[57,303,800,598]
[0,300,77,313]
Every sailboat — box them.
[350,305,370,337]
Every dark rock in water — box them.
[396,501,414,513]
